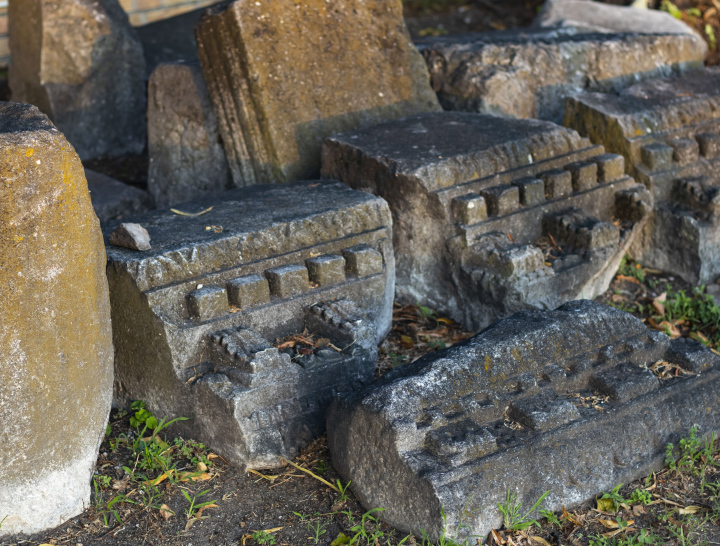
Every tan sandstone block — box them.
[0,103,114,536]
[196,0,441,186]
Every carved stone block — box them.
[328,301,720,541]
[565,67,720,284]
[323,111,650,330]
[105,181,394,468]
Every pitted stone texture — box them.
[148,62,231,208]
[418,27,705,124]
[535,0,704,38]
[85,169,153,223]
[565,68,720,284]
[322,111,650,331]
[109,223,151,251]
[328,301,720,541]
[195,0,440,187]
[9,0,146,160]
[0,104,113,536]
[104,181,394,468]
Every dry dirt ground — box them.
[4,257,720,546]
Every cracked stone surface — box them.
[417,27,706,124]
[328,300,720,541]
[104,181,394,468]
[147,62,231,208]
[322,111,651,331]
[565,67,720,284]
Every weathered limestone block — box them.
[9,0,146,159]
[328,300,720,541]
[195,0,441,187]
[147,62,231,208]
[85,168,153,223]
[106,182,394,468]
[322,111,651,331]
[418,27,706,123]
[565,67,720,284]
[0,104,113,536]
[535,0,704,37]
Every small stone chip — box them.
[109,223,151,251]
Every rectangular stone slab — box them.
[195,0,441,187]
[322,111,651,331]
[417,27,706,124]
[327,300,720,541]
[105,181,394,468]
[564,67,720,284]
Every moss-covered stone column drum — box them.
[0,103,114,536]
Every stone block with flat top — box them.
[565,67,720,284]
[328,301,720,542]
[323,111,650,331]
[104,181,394,469]
[195,0,440,187]
[418,27,706,124]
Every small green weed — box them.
[497,490,550,531]
[629,488,652,506]
[252,530,277,544]
[540,508,561,526]
[182,488,217,519]
[617,255,646,283]
[598,484,627,512]
[308,519,328,544]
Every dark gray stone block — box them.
[343,245,384,278]
[566,161,598,192]
[323,112,651,331]
[595,153,625,183]
[85,169,153,223]
[306,255,346,287]
[512,177,545,206]
[265,265,309,298]
[105,181,394,468]
[565,67,720,284]
[227,275,270,309]
[188,285,228,320]
[451,193,488,224]
[541,169,573,199]
[480,185,520,216]
[327,300,720,541]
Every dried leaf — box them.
[435,317,454,325]
[248,468,279,481]
[185,518,197,531]
[658,320,681,338]
[598,519,620,529]
[148,471,173,486]
[196,461,207,472]
[633,505,646,516]
[195,503,218,518]
[679,506,705,515]
[400,335,414,349]
[617,275,641,285]
[491,529,506,545]
[171,206,213,217]
[531,537,552,546]
[281,458,340,492]
[159,504,173,521]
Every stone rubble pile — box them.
[4,0,720,540]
